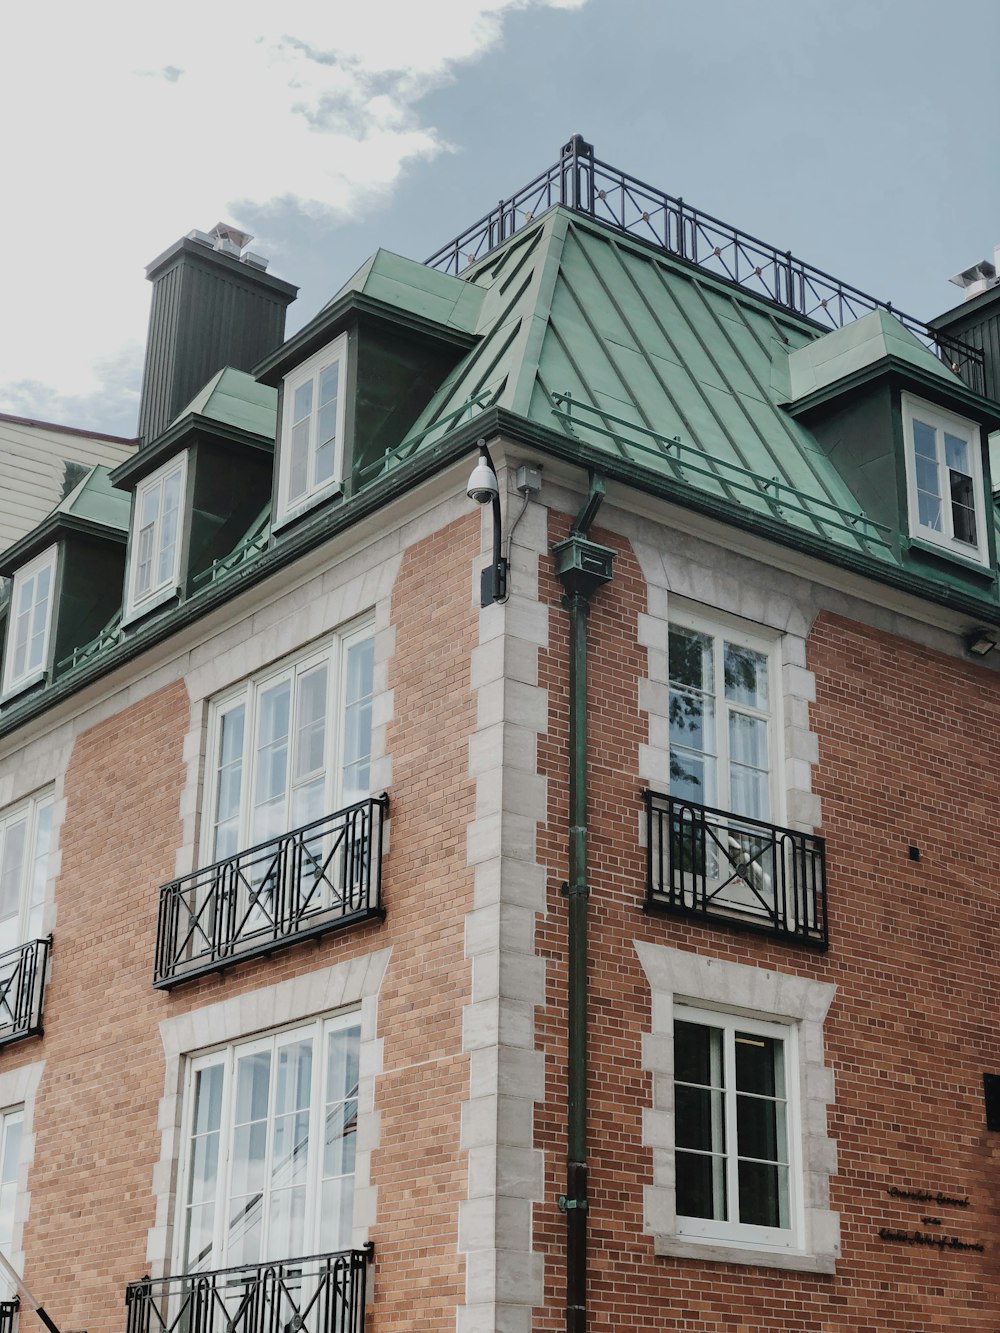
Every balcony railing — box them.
[425,135,985,396]
[125,1249,371,1333]
[643,791,828,948]
[0,938,51,1045]
[0,1299,17,1333]
[154,797,388,988]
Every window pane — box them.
[729,764,769,822]
[314,361,340,487]
[917,491,943,531]
[294,665,327,784]
[944,432,970,475]
[669,627,713,692]
[675,1084,723,1152]
[736,1032,785,1098]
[737,1159,789,1228]
[724,643,768,709]
[288,382,313,503]
[912,418,937,459]
[736,1094,786,1163]
[157,469,182,587]
[253,682,291,842]
[0,819,26,936]
[213,706,245,861]
[674,1020,722,1087]
[949,470,977,545]
[915,455,940,498]
[676,1150,727,1221]
[342,639,374,802]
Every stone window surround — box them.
[146,948,391,1276]
[0,1060,44,1291]
[636,941,838,1273]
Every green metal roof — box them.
[382,208,912,561]
[179,367,277,438]
[58,464,130,530]
[324,248,483,334]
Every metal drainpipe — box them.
[552,477,615,1333]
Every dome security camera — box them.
[467,449,499,505]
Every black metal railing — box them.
[643,791,828,948]
[0,938,50,1044]
[125,1249,371,1333]
[154,797,388,988]
[425,135,985,395]
[0,1299,17,1333]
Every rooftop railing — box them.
[643,790,828,949]
[0,938,50,1045]
[426,135,984,396]
[154,797,388,988]
[0,1298,17,1333]
[125,1249,371,1333]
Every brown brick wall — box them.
[9,511,480,1333]
[532,517,1000,1331]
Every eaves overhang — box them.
[110,414,274,491]
[254,291,481,387]
[0,512,127,578]
[5,404,1000,745]
[783,354,1000,430]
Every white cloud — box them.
[0,0,585,432]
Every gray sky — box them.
[2,0,999,438]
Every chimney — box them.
[137,223,298,444]
[948,254,998,302]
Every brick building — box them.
[0,138,998,1332]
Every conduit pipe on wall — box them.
[552,477,615,1333]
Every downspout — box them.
[552,476,615,1333]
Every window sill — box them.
[1,668,48,706]
[904,532,993,577]
[272,483,344,536]
[122,584,181,629]
[654,1233,837,1274]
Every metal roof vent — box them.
[949,254,999,301]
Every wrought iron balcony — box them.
[154,797,388,988]
[0,938,51,1046]
[643,790,828,948]
[125,1248,371,1333]
[0,1299,17,1333]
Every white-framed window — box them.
[0,791,53,957]
[667,608,779,824]
[125,454,187,620]
[276,335,348,526]
[637,943,839,1274]
[2,546,58,697]
[204,623,374,865]
[0,1106,22,1295]
[177,1012,360,1272]
[674,1006,797,1249]
[902,392,988,565]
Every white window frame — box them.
[2,545,58,698]
[673,1004,801,1251]
[637,942,839,1274]
[902,392,988,566]
[276,335,348,528]
[0,1105,22,1298]
[124,453,188,623]
[0,790,54,957]
[174,1010,360,1273]
[667,604,783,825]
[201,621,374,868]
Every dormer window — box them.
[125,455,188,621]
[2,546,57,697]
[277,335,347,526]
[902,393,988,566]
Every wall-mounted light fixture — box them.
[964,628,998,657]
[467,440,508,607]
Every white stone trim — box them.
[631,537,821,834]
[458,471,548,1333]
[0,1060,44,1290]
[174,549,401,881]
[635,941,838,1273]
[146,948,391,1275]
